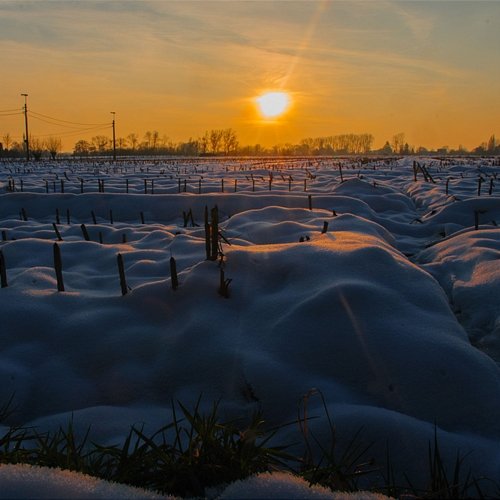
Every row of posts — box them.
[6,176,313,194]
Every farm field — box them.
[0,156,499,496]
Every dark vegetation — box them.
[0,393,497,498]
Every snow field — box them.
[0,156,499,494]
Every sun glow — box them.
[256,91,291,119]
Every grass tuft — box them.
[1,394,499,498]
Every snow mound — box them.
[417,228,500,360]
[218,472,388,499]
[0,464,169,499]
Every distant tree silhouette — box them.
[209,129,224,154]
[143,131,152,150]
[45,136,62,160]
[91,135,109,152]
[392,132,405,154]
[151,130,160,151]
[2,133,12,152]
[74,140,91,155]
[222,128,238,155]
[199,132,209,154]
[381,141,393,154]
[487,134,496,152]
[127,133,138,151]
[29,135,44,161]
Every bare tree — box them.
[91,135,109,153]
[392,132,405,155]
[127,133,138,151]
[74,140,91,156]
[487,134,496,152]
[199,132,210,154]
[30,135,44,161]
[209,129,224,154]
[45,136,62,160]
[151,130,159,151]
[2,133,12,152]
[143,131,152,150]
[222,128,238,155]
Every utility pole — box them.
[111,111,116,162]
[21,93,29,161]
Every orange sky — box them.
[1,1,499,152]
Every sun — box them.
[256,91,290,119]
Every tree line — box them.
[73,128,239,157]
[0,133,62,160]
[1,129,498,159]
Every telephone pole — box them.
[111,111,116,161]
[21,93,29,161]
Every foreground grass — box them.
[0,394,496,498]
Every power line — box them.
[0,111,23,117]
[35,124,112,139]
[29,110,110,127]
[0,107,22,113]
[28,114,112,136]
[29,113,105,130]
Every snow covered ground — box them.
[0,156,499,496]
[0,464,390,499]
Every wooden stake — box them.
[53,243,64,292]
[52,223,63,241]
[80,224,90,241]
[0,250,8,288]
[210,206,219,261]
[170,256,178,290]
[117,253,128,295]
[204,206,211,260]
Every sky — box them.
[0,0,499,152]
